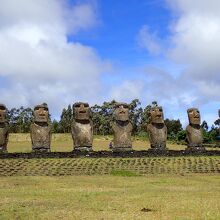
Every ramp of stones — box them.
[0,156,219,176]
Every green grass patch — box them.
[110,170,140,177]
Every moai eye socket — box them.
[189,109,193,114]
[84,103,89,108]
[0,106,6,110]
[35,107,40,111]
[75,104,80,108]
[42,107,48,111]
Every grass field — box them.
[0,175,219,220]
[1,134,219,219]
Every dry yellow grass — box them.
[0,174,219,220]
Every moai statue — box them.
[147,106,167,151]
[0,104,9,153]
[218,109,220,135]
[71,102,93,151]
[216,109,220,144]
[186,108,204,151]
[112,103,133,151]
[30,103,51,152]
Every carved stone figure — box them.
[71,102,93,151]
[186,108,204,150]
[0,104,9,152]
[147,106,167,150]
[30,103,51,152]
[112,102,133,151]
[218,109,220,137]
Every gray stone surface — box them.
[186,108,204,150]
[147,106,167,150]
[0,104,9,152]
[30,103,51,152]
[71,102,93,151]
[112,103,133,151]
[218,109,220,138]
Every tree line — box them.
[6,99,220,143]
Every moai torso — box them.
[112,103,133,151]
[112,121,132,150]
[71,102,93,151]
[186,124,203,147]
[30,104,51,152]
[0,104,9,152]
[147,106,167,150]
[147,123,167,149]
[186,108,204,149]
[30,123,51,150]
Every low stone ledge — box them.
[0,149,220,159]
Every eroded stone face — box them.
[187,108,201,125]
[114,103,129,122]
[149,106,164,124]
[33,104,49,123]
[30,103,51,152]
[0,104,9,152]
[186,108,204,150]
[147,106,167,150]
[112,102,133,151]
[74,102,90,121]
[72,102,93,151]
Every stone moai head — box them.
[73,102,91,122]
[33,103,49,124]
[0,104,7,123]
[114,103,129,122]
[149,106,164,124]
[187,108,201,125]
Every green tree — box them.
[8,107,33,133]
[59,105,72,133]
[165,119,183,140]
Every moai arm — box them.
[185,125,191,144]
[165,125,168,139]
[147,124,153,144]
[49,124,52,145]
[71,120,76,144]
[129,122,133,133]
[30,124,34,146]
[111,121,116,133]
[5,128,9,146]
[90,120,93,135]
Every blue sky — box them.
[69,0,173,75]
[0,0,219,127]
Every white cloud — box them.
[167,0,220,102]
[0,0,110,116]
[137,25,162,55]
[133,0,220,125]
[109,80,144,102]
